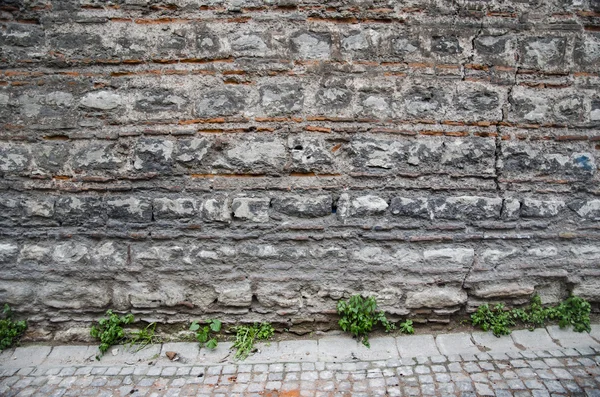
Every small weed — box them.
[399,320,415,335]
[190,319,221,349]
[472,295,592,337]
[471,303,515,337]
[232,322,274,360]
[551,295,591,333]
[90,310,134,359]
[127,322,161,352]
[0,304,27,351]
[337,295,395,348]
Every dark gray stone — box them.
[232,197,270,222]
[519,37,567,69]
[404,86,446,117]
[135,90,186,112]
[72,142,123,171]
[260,84,303,115]
[430,196,503,220]
[521,199,566,218]
[272,195,332,218]
[195,88,246,118]
[2,23,44,47]
[55,196,105,226]
[291,31,331,59]
[153,198,198,221]
[133,138,174,172]
[315,87,352,111]
[431,36,461,54]
[106,197,152,223]
[389,197,430,218]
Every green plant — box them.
[127,322,161,352]
[399,320,414,335]
[0,304,27,351]
[232,322,274,360]
[471,303,515,337]
[90,310,134,358]
[336,295,395,348]
[472,294,592,337]
[190,319,221,349]
[551,295,591,333]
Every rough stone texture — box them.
[0,0,599,332]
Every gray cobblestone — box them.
[1,333,600,396]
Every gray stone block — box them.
[436,333,480,356]
[396,334,440,358]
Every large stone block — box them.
[218,136,287,173]
[389,197,429,218]
[568,199,600,220]
[260,84,303,115]
[430,196,502,220]
[133,138,174,172]
[201,197,231,222]
[175,137,210,166]
[290,31,331,59]
[106,197,152,223]
[195,88,247,118]
[80,91,122,111]
[71,142,124,171]
[272,195,332,218]
[405,287,468,309]
[153,198,198,220]
[521,198,565,218]
[0,143,30,173]
[519,37,567,70]
[337,194,388,218]
[1,23,45,47]
[288,136,336,173]
[55,196,105,226]
[216,282,252,307]
[232,197,270,222]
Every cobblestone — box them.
[2,327,600,396]
[0,350,597,396]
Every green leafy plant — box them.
[127,322,161,352]
[513,295,551,330]
[90,310,134,359]
[232,322,274,360]
[337,295,395,347]
[0,304,27,351]
[190,319,222,349]
[472,295,592,337]
[551,296,591,333]
[399,320,415,335]
[471,303,515,337]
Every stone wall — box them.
[1,0,600,335]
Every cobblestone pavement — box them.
[1,325,600,396]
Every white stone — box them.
[80,91,121,110]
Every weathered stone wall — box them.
[1,0,600,334]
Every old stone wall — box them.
[1,0,600,335]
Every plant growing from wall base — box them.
[550,296,591,333]
[90,310,134,359]
[472,295,592,337]
[232,322,274,360]
[127,322,161,352]
[190,319,221,349]
[0,304,27,351]
[336,295,395,348]
[399,319,415,335]
[471,303,515,337]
